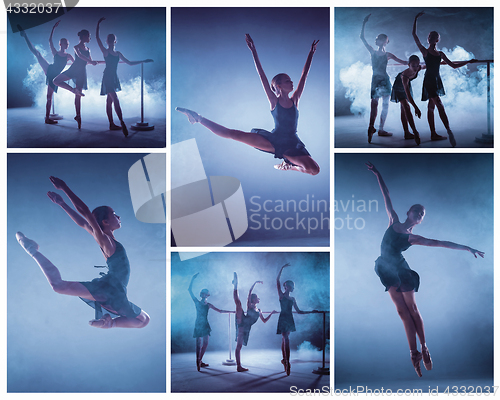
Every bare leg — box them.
[106,94,118,127]
[53,74,84,97]
[427,98,446,140]
[400,103,413,138]
[282,332,291,375]
[401,100,420,145]
[235,333,247,371]
[282,154,320,176]
[19,27,50,74]
[433,97,455,147]
[45,86,57,124]
[378,96,392,136]
[368,99,378,142]
[199,336,209,367]
[74,90,82,129]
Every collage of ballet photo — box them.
[3,3,495,396]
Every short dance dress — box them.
[370,52,392,99]
[422,52,445,101]
[79,239,141,319]
[193,301,211,338]
[277,296,296,334]
[251,102,310,165]
[374,225,420,292]
[46,52,67,92]
[235,308,260,346]
[100,53,121,95]
[390,72,418,103]
[63,48,89,90]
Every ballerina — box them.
[232,272,276,372]
[53,29,98,129]
[188,273,229,371]
[96,17,153,137]
[276,263,318,376]
[366,162,484,376]
[412,11,476,147]
[360,14,407,143]
[16,176,150,329]
[18,21,74,124]
[176,34,320,175]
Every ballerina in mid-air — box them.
[96,17,153,137]
[18,21,74,125]
[367,161,484,376]
[176,34,320,175]
[16,176,150,329]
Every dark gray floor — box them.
[7,107,166,148]
[335,115,493,148]
[171,350,330,393]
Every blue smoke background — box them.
[171,8,330,244]
[7,153,166,392]
[335,153,493,385]
[171,252,329,356]
[335,8,493,132]
[7,7,166,119]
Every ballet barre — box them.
[131,62,155,131]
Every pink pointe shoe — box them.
[421,345,433,370]
[16,232,39,256]
[176,107,201,124]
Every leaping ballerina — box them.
[176,34,320,175]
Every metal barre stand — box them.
[131,62,155,131]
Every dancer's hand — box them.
[363,14,371,24]
[282,262,290,269]
[468,247,485,258]
[365,162,379,174]
[469,59,478,64]
[311,309,320,313]
[415,11,425,19]
[90,60,98,66]
[310,40,319,54]
[98,17,105,24]
[415,106,421,119]
[192,272,199,279]
[53,21,61,29]
[49,176,67,190]
[245,34,256,52]
[256,281,263,284]
[47,191,65,206]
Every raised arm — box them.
[188,273,199,303]
[412,12,427,55]
[49,21,60,56]
[96,17,107,55]
[247,280,263,309]
[49,176,114,254]
[245,34,277,109]
[47,191,93,233]
[440,52,476,69]
[291,40,319,106]
[277,263,290,296]
[117,51,153,66]
[366,162,399,225]
[409,235,484,258]
[360,14,374,53]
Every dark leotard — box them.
[390,71,418,103]
[370,52,392,99]
[374,224,420,292]
[277,295,296,334]
[422,52,445,101]
[63,48,89,90]
[100,53,121,95]
[46,52,67,92]
[193,300,211,338]
[79,239,141,319]
[251,102,310,165]
[235,308,259,346]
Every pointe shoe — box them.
[421,346,433,371]
[109,123,122,131]
[74,88,85,97]
[176,107,201,124]
[200,362,209,368]
[274,160,292,171]
[430,133,446,141]
[45,118,58,125]
[237,365,249,372]
[196,359,201,372]
[378,129,393,137]
[74,116,82,129]
[232,272,238,287]
[281,359,287,372]
[89,313,114,329]
[16,232,39,256]
[120,120,129,137]
[448,130,456,148]
[410,350,423,377]
[286,361,291,376]
[414,132,421,146]
[404,132,415,140]
[368,126,376,143]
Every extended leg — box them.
[282,154,320,176]
[282,332,291,375]
[433,97,455,147]
[19,26,50,73]
[199,336,209,367]
[427,98,445,140]
[53,74,84,97]
[90,310,150,329]
[368,99,378,142]
[378,96,392,136]
[401,100,420,145]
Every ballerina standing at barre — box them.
[177,34,320,175]
[96,17,153,137]
[18,21,74,125]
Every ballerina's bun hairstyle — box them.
[408,55,420,64]
[107,33,116,44]
[284,280,295,290]
[251,293,258,303]
[271,73,289,94]
[376,33,389,44]
[92,205,111,230]
[78,29,90,39]
[200,289,209,297]
[428,31,440,42]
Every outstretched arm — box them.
[209,303,231,313]
[366,162,399,225]
[291,40,319,106]
[96,17,107,55]
[245,34,277,109]
[409,235,484,258]
[247,280,263,309]
[49,21,60,56]
[75,46,98,65]
[118,51,153,66]
[277,263,290,296]
[292,298,318,314]
[47,191,93,233]
[360,14,374,53]
[440,52,476,69]
[259,310,277,323]
[412,12,427,56]
[387,53,408,65]
[188,273,199,303]
[49,176,114,255]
